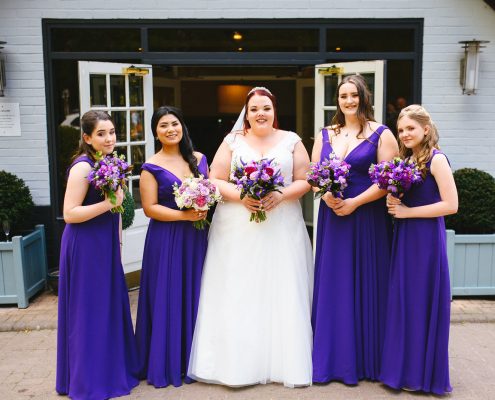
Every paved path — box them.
[1,291,495,399]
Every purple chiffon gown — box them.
[135,156,208,388]
[380,150,452,395]
[312,126,392,384]
[56,155,139,400]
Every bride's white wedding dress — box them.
[188,131,313,388]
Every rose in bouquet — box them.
[230,158,284,223]
[306,152,351,199]
[173,174,222,230]
[87,151,133,213]
[368,157,422,197]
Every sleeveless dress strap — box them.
[427,149,450,167]
[321,128,329,143]
[66,155,92,178]
[224,132,243,151]
[285,131,302,152]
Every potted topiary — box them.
[0,170,48,308]
[445,168,495,296]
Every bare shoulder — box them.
[193,151,204,163]
[70,160,92,175]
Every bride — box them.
[188,87,313,387]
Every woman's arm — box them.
[387,154,458,218]
[140,170,204,222]
[63,162,120,224]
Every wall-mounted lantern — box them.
[0,41,6,97]
[459,39,489,95]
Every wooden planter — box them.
[0,225,48,308]
[447,230,495,296]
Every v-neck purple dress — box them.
[56,155,139,400]
[312,126,392,384]
[135,156,209,388]
[380,150,452,395]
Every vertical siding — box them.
[0,0,494,205]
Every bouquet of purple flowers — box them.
[306,153,351,199]
[368,157,422,197]
[230,158,285,223]
[173,175,222,230]
[87,151,133,213]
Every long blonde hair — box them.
[397,104,439,178]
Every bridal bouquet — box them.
[230,158,285,223]
[368,157,422,197]
[306,152,351,199]
[173,175,222,230]
[87,151,133,213]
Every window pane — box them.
[327,28,415,52]
[385,60,414,136]
[129,75,144,106]
[112,111,127,142]
[324,75,338,106]
[51,28,141,52]
[149,28,319,52]
[130,110,144,142]
[90,75,107,107]
[131,145,145,176]
[110,75,125,107]
[131,179,142,209]
[115,145,128,161]
[324,110,334,127]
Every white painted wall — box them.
[0,0,494,205]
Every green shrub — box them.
[122,188,135,230]
[445,168,495,234]
[0,170,34,234]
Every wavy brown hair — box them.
[397,104,440,178]
[330,74,375,138]
[71,110,113,163]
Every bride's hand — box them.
[241,196,262,212]
[261,191,284,212]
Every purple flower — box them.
[368,157,422,197]
[229,157,285,223]
[306,153,351,199]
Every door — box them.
[313,61,385,244]
[78,61,154,273]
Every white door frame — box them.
[78,61,154,274]
[313,61,386,245]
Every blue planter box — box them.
[446,230,495,296]
[0,225,48,308]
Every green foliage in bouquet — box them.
[122,188,135,230]
[445,168,495,234]
[0,170,34,234]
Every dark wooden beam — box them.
[484,0,495,11]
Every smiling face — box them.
[397,115,429,151]
[82,119,116,155]
[337,82,360,117]
[156,113,183,146]
[246,94,275,130]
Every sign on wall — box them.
[0,103,21,137]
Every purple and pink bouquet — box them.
[306,153,351,199]
[87,151,133,213]
[173,175,222,230]
[230,158,285,223]
[368,157,422,197]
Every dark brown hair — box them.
[71,110,114,163]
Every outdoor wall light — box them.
[459,39,489,95]
[0,41,6,97]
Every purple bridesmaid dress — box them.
[312,126,392,384]
[135,156,208,388]
[380,150,452,395]
[56,155,139,400]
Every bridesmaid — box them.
[380,105,457,394]
[56,111,139,399]
[311,75,399,384]
[135,106,208,388]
